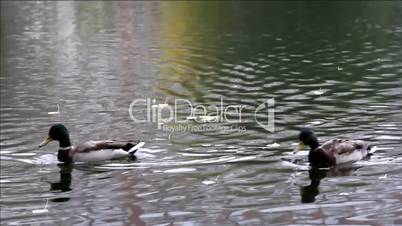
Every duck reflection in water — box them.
[300,165,357,203]
[50,163,73,193]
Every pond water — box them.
[1,2,402,225]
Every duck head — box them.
[298,128,319,151]
[39,124,71,148]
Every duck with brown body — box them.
[39,124,145,163]
[297,128,374,168]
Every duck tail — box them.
[122,141,145,154]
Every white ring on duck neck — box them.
[59,146,72,151]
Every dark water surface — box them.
[1,2,402,225]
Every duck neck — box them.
[308,137,319,151]
[58,136,71,148]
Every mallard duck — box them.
[39,124,144,163]
[297,128,374,168]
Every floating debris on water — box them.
[313,88,325,95]
[48,104,60,115]
[202,180,216,185]
[32,199,48,214]
[266,142,280,148]
[379,174,387,179]
[310,121,323,125]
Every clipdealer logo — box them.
[128,97,274,132]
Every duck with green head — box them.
[39,124,144,163]
[297,128,374,168]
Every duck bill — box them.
[39,136,52,148]
[296,142,305,152]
